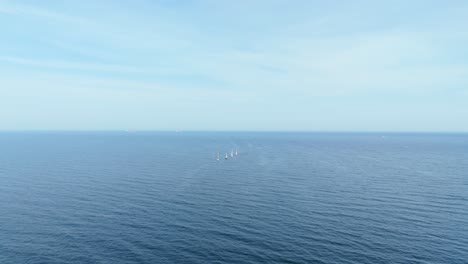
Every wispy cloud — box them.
[0,56,174,75]
[0,0,90,24]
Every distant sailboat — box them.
[216,152,220,161]
[225,153,228,160]
[235,149,238,156]
[231,149,234,157]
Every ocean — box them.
[0,132,466,263]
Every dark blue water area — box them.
[0,132,467,263]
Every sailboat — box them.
[235,149,238,156]
[225,153,228,160]
[231,149,234,157]
[216,152,220,161]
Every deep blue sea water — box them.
[0,132,467,264]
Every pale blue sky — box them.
[1,0,467,131]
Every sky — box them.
[0,0,467,131]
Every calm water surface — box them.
[0,132,467,263]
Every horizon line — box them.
[0,129,467,134]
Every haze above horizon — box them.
[1,0,467,132]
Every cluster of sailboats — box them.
[216,149,238,160]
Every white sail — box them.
[231,149,234,157]
[225,153,228,159]
[235,149,238,156]
[216,152,220,160]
